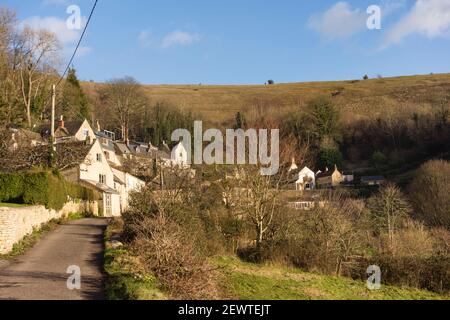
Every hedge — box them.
[0,171,99,210]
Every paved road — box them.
[0,218,107,300]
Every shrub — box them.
[408,160,450,229]
[129,215,220,299]
[0,173,24,202]
[0,171,97,210]
[349,255,450,294]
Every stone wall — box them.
[0,201,98,254]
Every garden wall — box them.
[0,200,98,254]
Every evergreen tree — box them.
[60,68,90,120]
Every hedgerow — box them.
[0,171,98,210]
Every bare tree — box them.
[409,160,450,229]
[15,27,60,127]
[99,77,148,142]
[0,8,19,126]
[225,165,282,253]
[368,184,412,256]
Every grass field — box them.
[104,250,448,300]
[215,256,448,300]
[83,73,450,127]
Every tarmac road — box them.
[0,218,107,300]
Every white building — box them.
[96,131,122,167]
[295,167,316,191]
[166,141,190,168]
[40,117,96,143]
[111,168,145,212]
[77,140,121,217]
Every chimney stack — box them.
[57,115,64,128]
[96,120,101,132]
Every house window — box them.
[83,129,89,138]
[96,153,102,162]
[99,174,106,184]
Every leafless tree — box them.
[15,27,61,127]
[368,184,412,256]
[99,77,148,142]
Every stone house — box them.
[316,165,344,188]
[40,117,96,143]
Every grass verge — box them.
[0,203,30,208]
[103,219,167,300]
[214,256,449,300]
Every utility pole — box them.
[51,84,56,144]
[51,84,57,155]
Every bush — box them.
[129,215,220,299]
[408,160,450,229]
[0,173,24,203]
[0,171,97,210]
[349,255,450,294]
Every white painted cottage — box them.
[78,140,121,217]
[111,168,145,212]
[295,167,316,191]
[168,141,190,168]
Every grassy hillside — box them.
[215,256,448,300]
[83,73,450,126]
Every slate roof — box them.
[361,176,386,182]
[40,120,84,138]
[316,170,334,179]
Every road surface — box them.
[0,218,107,300]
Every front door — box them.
[105,194,112,217]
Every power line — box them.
[57,0,98,87]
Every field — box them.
[215,256,447,300]
[105,251,448,300]
[83,73,450,127]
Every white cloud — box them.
[309,2,367,40]
[138,30,152,47]
[20,15,92,58]
[384,0,450,47]
[21,16,80,44]
[161,30,201,48]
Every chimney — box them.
[58,115,64,128]
[96,120,101,132]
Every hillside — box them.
[83,73,450,127]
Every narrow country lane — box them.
[0,218,107,300]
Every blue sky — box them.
[3,0,450,84]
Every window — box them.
[99,174,106,184]
[96,153,102,162]
[83,129,89,138]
